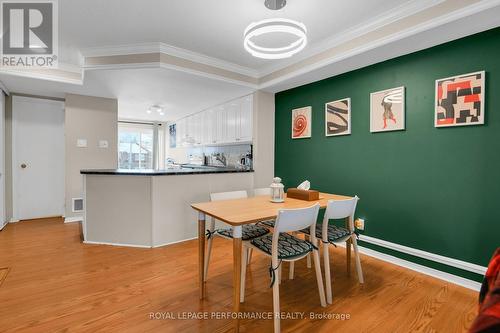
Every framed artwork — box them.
[370,86,405,133]
[435,71,485,127]
[292,106,312,139]
[325,98,351,136]
[169,123,176,148]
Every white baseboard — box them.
[9,218,20,223]
[83,237,198,249]
[153,237,197,248]
[64,216,83,223]
[353,243,482,291]
[83,240,151,249]
[359,235,487,275]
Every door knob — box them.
[20,163,27,169]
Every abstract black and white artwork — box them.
[325,98,351,136]
[435,71,485,127]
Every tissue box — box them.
[287,188,320,201]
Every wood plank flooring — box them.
[0,218,478,332]
[0,267,9,287]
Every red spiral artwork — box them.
[293,114,307,137]
[291,106,311,139]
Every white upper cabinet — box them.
[226,99,240,143]
[239,95,253,142]
[193,113,202,145]
[202,109,216,145]
[215,106,226,144]
[173,94,253,147]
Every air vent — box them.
[72,198,83,212]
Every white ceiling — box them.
[1,0,500,121]
[0,68,253,122]
[59,0,411,70]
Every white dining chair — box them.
[242,204,326,333]
[253,188,276,229]
[253,187,298,278]
[299,196,363,304]
[204,190,270,282]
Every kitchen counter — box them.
[81,168,255,248]
[80,167,253,176]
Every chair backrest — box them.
[274,204,320,233]
[323,196,359,220]
[210,190,248,202]
[253,187,271,196]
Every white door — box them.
[12,96,65,220]
[0,92,5,228]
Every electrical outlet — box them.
[355,218,365,230]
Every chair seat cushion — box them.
[250,233,314,259]
[258,219,275,228]
[301,224,352,243]
[217,224,270,241]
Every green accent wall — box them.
[275,27,500,281]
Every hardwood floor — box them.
[0,267,9,287]
[0,218,477,332]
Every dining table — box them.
[191,192,352,332]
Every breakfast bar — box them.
[81,168,254,248]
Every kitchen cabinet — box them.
[238,95,253,142]
[176,118,186,146]
[226,100,239,143]
[215,106,226,144]
[203,109,216,145]
[193,113,203,145]
[173,94,253,147]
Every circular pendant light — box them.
[244,18,307,59]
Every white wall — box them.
[252,90,275,188]
[65,94,118,220]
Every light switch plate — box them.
[99,140,109,148]
[77,139,87,148]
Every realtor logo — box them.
[1,0,58,67]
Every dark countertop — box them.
[80,167,254,176]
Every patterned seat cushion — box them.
[217,224,270,241]
[250,233,314,259]
[301,224,351,243]
[258,219,275,228]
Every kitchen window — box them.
[118,122,154,170]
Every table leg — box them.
[232,226,242,333]
[345,217,351,277]
[198,212,206,299]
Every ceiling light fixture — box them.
[244,19,307,59]
[148,105,164,116]
[244,1,307,59]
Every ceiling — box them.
[0,68,253,122]
[1,0,500,121]
[59,0,411,71]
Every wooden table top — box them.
[191,192,352,226]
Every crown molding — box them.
[2,0,499,93]
[81,42,260,78]
[0,67,83,85]
[259,0,500,90]
[82,61,258,89]
[257,0,446,77]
